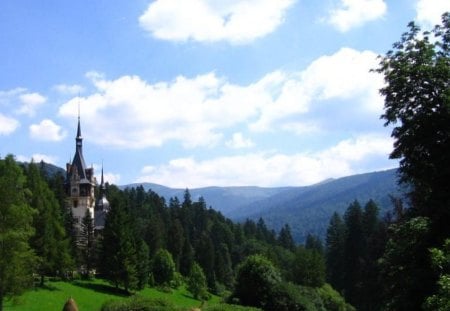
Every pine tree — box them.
[180,237,194,276]
[79,209,95,277]
[0,155,37,310]
[136,239,150,290]
[343,200,364,307]
[26,161,71,285]
[167,218,184,270]
[100,187,138,292]
[278,224,295,251]
[325,212,346,293]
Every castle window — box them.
[72,187,78,195]
[73,200,78,208]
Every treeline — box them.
[0,155,353,311]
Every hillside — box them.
[232,169,405,242]
[122,183,291,215]
[124,168,404,243]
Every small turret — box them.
[95,165,110,230]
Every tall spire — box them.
[101,164,105,189]
[72,110,87,179]
[76,104,82,142]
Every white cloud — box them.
[0,113,20,135]
[54,84,85,95]
[58,48,383,150]
[326,0,387,32]
[226,132,254,149]
[59,72,266,149]
[139,0,295,44]
[29,119,67,141]
[103,172,120,185]
[136,134,394,187]
[251,47,384,132]
[17,92,46,116]
[17,153,58,165]
[416,0,450,29]
[0,88,27,106]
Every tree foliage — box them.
[151,249,176,287]
[232,254,282,309]
[375,12,450,309]
[0,155,37,310]
[26,161,71,285]
[187,262,208,300]
[376,12,450,240]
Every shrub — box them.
[187,262,209,300]
[317,284,355,311]
[100,295,177,311]
[232,254,282,309]
[151,249,176,286]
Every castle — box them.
[65,116,109,233]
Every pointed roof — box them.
[70,116,88,181]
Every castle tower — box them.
[66,116,95,230]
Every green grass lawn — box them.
[3,278,220,311]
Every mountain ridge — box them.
[122,168,403,242]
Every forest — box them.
[1,13,450,311]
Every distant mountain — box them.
[232,169,405,242]
[122,183,291,215]
[19,160,66,177]
[123,168,404,243]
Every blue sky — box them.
[1,0,449,188]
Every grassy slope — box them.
[4,279,220,311]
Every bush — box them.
[203,304,261,311]
[317,284,355,311]
[151,249,176,286]
[268,282,323,311]
[187,262,209,300]
[232,254,282,309]
[100,295,177,311]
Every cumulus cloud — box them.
[326,0,387,32]
[58,48,383,150]
[415,0,450,29]
[250,47,384,132]
[139,0,295,44]
[17,92,46,116]
[136,134,394,187]
[0,113,20,135]
[226,132,254,149]
[103,172,120,185]
[17,153,58,165]
[29,119,67,141]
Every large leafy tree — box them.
[376,12,450,241]
[0,156,37,310]
[376,12,450,309]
